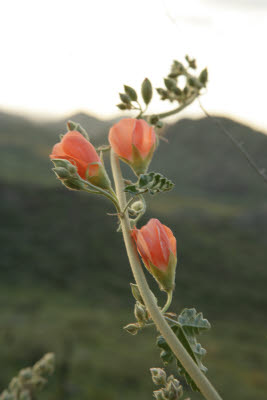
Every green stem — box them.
[144,92,198,121]
[84,183,121,213]
[161,290,173,314]
[110,150,222,400]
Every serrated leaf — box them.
[156,308,210,392]
[141,78,153,105]
[178,308,211,335]
[124,172,174,196]
[124,85,138,101]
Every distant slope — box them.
[151,117,267,202]
[0,110,266,202]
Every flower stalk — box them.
[110,149,222,400]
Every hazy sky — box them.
[1,0,267,130]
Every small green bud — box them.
[131,201,143,213]
[183,86,189,96]
[0,391,15,400]
[33,353,55,376]
[153,389,167,400]
[150,368,167,385]
[31,376,47,391]
[117,103,127,110]
[199,68,208,85]
[8,378,20,392]
[156,88,169,100]
[188,77,197,88]
[19,368,33,382]
[165,379,183,400]
[149,115,159,125]
[185,55,197,69]
[18,390,31,400]
[169,60,185,77]
[130,283,144,304]
[124,85,138,101]
[119,93,131,104]
[164,78,176,91]
[51,159,77,173]
[66,120,89,141]
[134,302,147,324]
[123,323,139,335]
[63,178,85,191]
[141,78,153,105]
[156,121,163,129]
[53,167,70,180]
[173,87,182,96]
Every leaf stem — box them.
[161,290,173,314]
[110,149,222,400]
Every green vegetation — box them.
[0,111,267,399]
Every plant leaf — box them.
[156,308,211,392]
[124,172,174,196]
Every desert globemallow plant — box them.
[47,56,223,400]
[48,57,223,400]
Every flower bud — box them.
[18,390,31,400]
[134,302,147,324]
[123,323,140,335]
[131,200,143,213]
[150,368,167,385]
[109,118,156,176]
[130,283,144,304]
[153,389,167,400]
[8,378,20,392]
[132,219,177,292]
[50,130,111,190]
[19,368,32,382]
[165,380,183,400]
[0,391,15,400]
[33,353,55,376]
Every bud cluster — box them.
[156,56,208,105]
[52,159,85,191]
[117,78,153,112]
[124,284,150,335]
[0,353,55,400]
[150,369,185,400]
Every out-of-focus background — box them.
[0,1,267,399]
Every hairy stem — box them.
[144,92,199,121]
[161,290,173,314]
[110,150,222,400]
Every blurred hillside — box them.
[0,111,267,400]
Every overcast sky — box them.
[1,0,267,131]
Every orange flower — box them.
[132,219,177,292]
[50,131,110,189]
[109,118,156,175]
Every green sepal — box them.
[118,144,155,176]
[199,68,208,86]
[85,162,111,190]
[66,120,90,141]
[156,308,211,392]
[147,252,177,292]
[51,159,84,191]
[124,85,138,101]
[130,283,144,305]
[119,93,131,104]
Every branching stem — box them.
[110,149,222,400]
